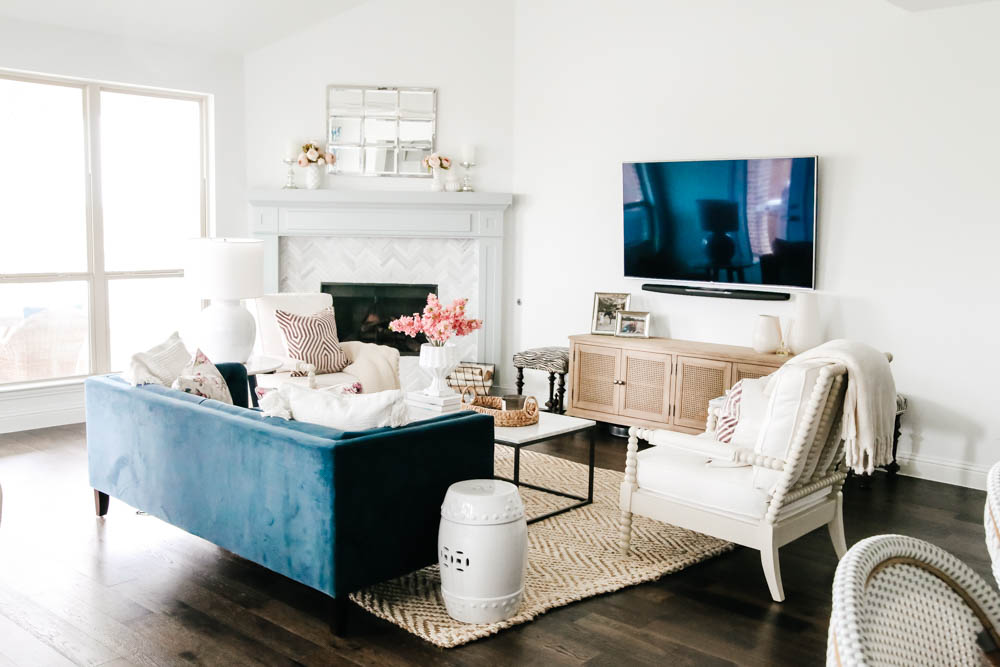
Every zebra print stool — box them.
[512,347,569,414]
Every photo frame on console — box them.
[615,311,651,338]
[591,292,631,335]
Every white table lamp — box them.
[185,238,264,363]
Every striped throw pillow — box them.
[274,307,349,376]
[716,379,744,444]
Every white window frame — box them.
[0,71,209,387]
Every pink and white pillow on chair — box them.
[274,307,350,377]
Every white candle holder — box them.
[460,161,476,192]
[281,158,299,189]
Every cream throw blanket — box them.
[785,339,896,474]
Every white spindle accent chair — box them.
[986,462,1000,589]
[827,534,1000,666]
[619,361,850,602]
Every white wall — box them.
[243,0,514,193]
[0,17,247,237]
[510,0,1000,486]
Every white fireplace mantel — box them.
[247,189,513,370]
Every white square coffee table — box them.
[493,412,597,524]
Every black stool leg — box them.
[545,372,556,412]
[556,372,567,414]
[515,367,524,395]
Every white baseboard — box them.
[895,451,989,490]
[0,381,86,434]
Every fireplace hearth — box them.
[321,282,437,356]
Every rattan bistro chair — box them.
[828,534,1000,666]
[619,361,849,602]
[986,462,1000,589]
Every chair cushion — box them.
[512,346,569,373]
[752,361,827,493]
[637,446,769,520]
[732,376,770,449]
[636,442,833,521]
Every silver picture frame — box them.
[591,292,631,335]
[615,310,651,338]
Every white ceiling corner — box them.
[0,0,368,54]
[884,0,999,11]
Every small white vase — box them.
[304,164,323,190]
[419,342,458,396]
[752,315,782,354]
[789,292,823,354]
[431,166,445,192]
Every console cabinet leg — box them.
[328,596,349,636]
[94,490,109,517]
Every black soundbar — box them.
[641,283,790,301]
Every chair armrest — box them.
[340,341,401,393]
[731,447,786,470]
[705,395,726,435]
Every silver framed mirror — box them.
[326,85,436,177]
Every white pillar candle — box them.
[284,141,301,161]
[461,144,476,164]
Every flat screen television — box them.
[623,157,816,290]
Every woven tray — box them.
[460,387,539,427]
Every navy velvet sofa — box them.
[84,368,494,633]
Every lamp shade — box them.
[185,238,264,300]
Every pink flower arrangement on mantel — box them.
[388,293,483,346]
[296,141,335,168]
[421,153,452,171]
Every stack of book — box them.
[405,391,463,419]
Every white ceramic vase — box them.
[419,342,457,396]
[304,164,323,190]
[789,292,823,354]
[430,166,445,191]
[752,314,782,354]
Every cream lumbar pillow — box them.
[261,383,406,431]
[123,332,191,386]
[170,349,233,405]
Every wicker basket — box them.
[460,387,539,427]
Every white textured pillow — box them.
[123,332,190,386]
[170,349,233,405]
[261,384,406,431]
[731,376,770,449]
[751,362,825,493]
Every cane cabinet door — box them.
[618,350,672,422]
[734,362,779,383]
[673,356,733,430]
[571,344,621,414]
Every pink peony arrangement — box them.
[296,141,335,168]
[388,293,483,346]
[421,153,452,171]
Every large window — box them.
[0,73,207,385]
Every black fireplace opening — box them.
[321,282,437,356]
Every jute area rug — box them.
[349,445,733,648]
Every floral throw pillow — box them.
[170,349,233,405]
[274,307,350,376]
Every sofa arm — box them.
[329,411,493,594]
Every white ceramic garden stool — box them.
[438,479,527,624]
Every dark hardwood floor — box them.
[0,423,991,666]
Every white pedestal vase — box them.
[751,314,782,354]
[439,479,527,624]
[419,342,457,397]
[304,164,323,190]
[430,166,445,191]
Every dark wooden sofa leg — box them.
[94,490,109,517]
[328,596,349,636]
